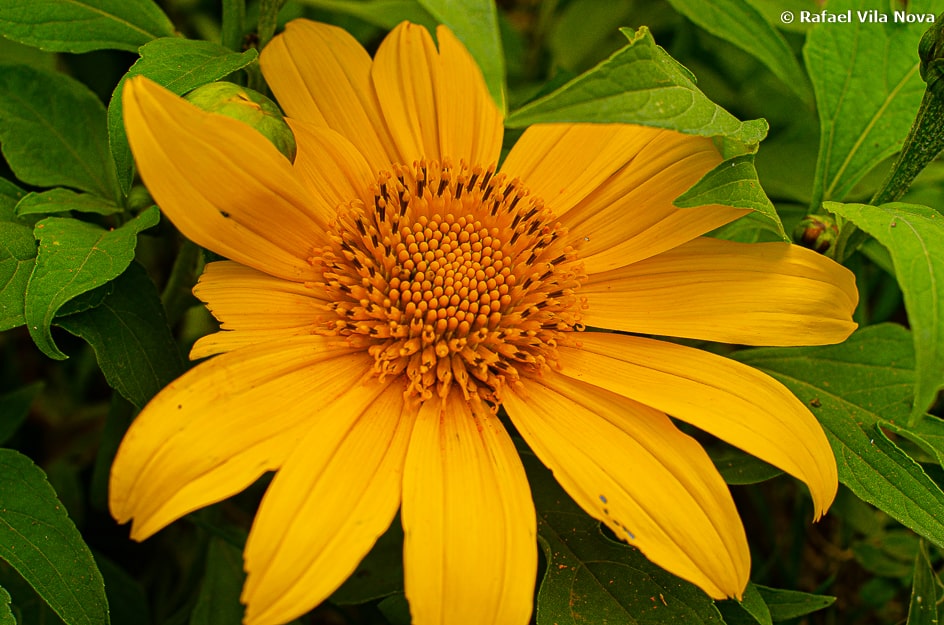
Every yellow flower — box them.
[111,19,858,625]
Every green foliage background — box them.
[1,0,943,623]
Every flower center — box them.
[312,160,585,407]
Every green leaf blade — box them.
[108,39,259,195]
[0,585,13,625]
[666,0,813,103]
[906,541,938,625]
[0,0,175,53]
[0,449,108,625]
[16,189,122,217]
[804,0,942,206]
[0,221,37,332]
[506,26,768,145]
[24,206,159,360]
[0,65,118,200]
[55,262,184,410]
[734,324,944,548]
[826,201,944,419]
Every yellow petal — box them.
[558,333,838,518]
[504,373,749,599]
[260,19,399,172]
[501,124,745,271]
[371,22,442,164]
[287,119,377,210]
[189,261,330,359]
[109,336,371,539]
[402,393,536,625]
[242,382,413,625]
[433,25,503,166]
[583,237,859,345]
[123,76,326,281]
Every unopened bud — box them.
[793,215,839,254]
[185,82,296,160]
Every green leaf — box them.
[189,538,245,625]
[804,0,942,206]
[0,0,174,53]
[0,449,108,625]
[884,414,944,467]
[666,0,813,104]
[0,382,43,446]
[55,262,184,410]
[293,0,437,31]
[417,0,506,113]
[674,154,786,239]
[0,178,26,221]
[24,206,159,360]
[0,65,119,200]
[825,201,944,420]
[754,585,835,621]
[709,444,782,486]
[506,26,768,145]
[108,39,259,195]
[0,585,13,625]
[525,452,724,625]
[0,221,37,332]
[734,324,944,549]
[16,189,122,217]
[907,541,939,625]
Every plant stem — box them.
[221,0,246,52]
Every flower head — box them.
[111,19,858,625]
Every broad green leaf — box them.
[754,585,835,621]
[0,65,118,200]
[294,0,436,31]
[907,541,939,625]
[804,0,942,207]
[0,0,174,53]
[547,0,634,73]
[734,324,944,549]
[825,201,944,420]
[24,206,159,360]
[0,585,13,625]
[525,452,724,625]
[0,178,26,221]
[674,154,786,239]
[417,0,505,113]
[884,414,944,467]
[16,189,122,217]
[718,583,771,625]
[377,594,411,625]
[666,0,813,103]
[55,262,184,409]
[0,221,36,331]
[506,27,768,146]
[0,382,43,446]
[331,519,404,604]
[108,39,259,195]
[0,449,108,625]
[190,538,245,625]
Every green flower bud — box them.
[919,14,944,96]
[792,215,839,254]
[185,82,296,160]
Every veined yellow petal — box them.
[286,119,377,213]
[558,333,838,518]
[505,373,749,599]
[123,76,326,281]
[433,25,503,166]
[501,124,744,270]
[371,22,442,165]
[189,261,330,359]
[109,336,371,539]
[583,237,858,345]
[242,382,413,625]
[402,393,536,625]
[260,19,399,172]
